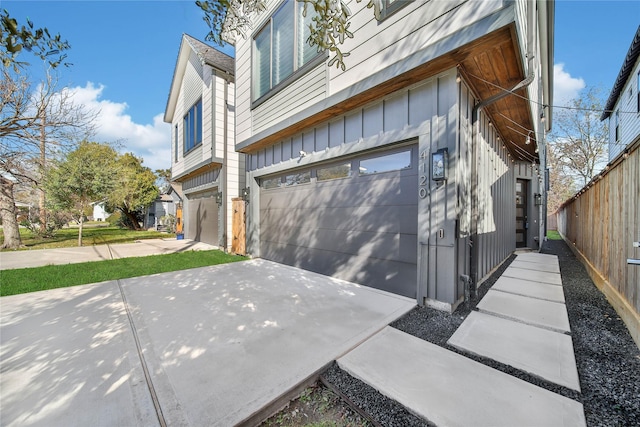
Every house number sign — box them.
[419,150,428,199]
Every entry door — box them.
[515,179,528,248]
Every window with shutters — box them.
[252,0,321,102]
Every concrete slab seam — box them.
[116,279,166,427]
[502,271,564,287]
[474,308,573,336]
[491,287,566,304]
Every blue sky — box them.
[2,0,639,170]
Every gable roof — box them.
[602,25,640,120]
[183,34,234,74]
[164,34,235,123]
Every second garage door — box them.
[186,191,218,246]
[260,145,418,298]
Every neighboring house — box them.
[602,25,640,161]
[143,186,182,230]
[164,34,244,248]
[91,201,110,221]
[233,0,554,311]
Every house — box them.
[231,0,554,311]
[91,201,110,222]
[602,25,640,161]
[164,34,244,248]
[143,185,182,230]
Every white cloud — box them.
[68,83,171,171]
[554,63,585,107]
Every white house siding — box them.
[327,0,503,95]
[172,49,211,177]
[234,39,252,144]
[166,35,241,249]
[251,64,326,135]
[609,56,640,161]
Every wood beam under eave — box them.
[238,26,518,155]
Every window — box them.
[317,163,351,181]
[284,171,311,186]
[637,71,640,112]
[378,0,411,20]
[183,99,202,153]
[174,124,179,162]
[359,150,411,175]
[252,0,319,100]
[261,177,281,189]
[614,110,620,142]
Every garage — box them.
[259,144,418,298]
[185,190,219,246]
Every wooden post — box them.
[231,198,246,255]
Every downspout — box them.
[468,1,537,294]
[222,75,229,253]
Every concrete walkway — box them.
[0,238,217,270]
[338,253,586,426]
[0,259,415,426]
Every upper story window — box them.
[637,71,640,112]
[614,110,620,142]
[174,124,179,162]
[253,0,319,101]
[378,0,411,20]
[183,99,202,153]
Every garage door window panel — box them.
[317,162,352,181]
[284,171,311,186]
[359,150,411,175]
[261,176,282,189]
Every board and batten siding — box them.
[247,70,472,308]
[466,89,517,283]
[245,73,452,173]
[557,142,640,347]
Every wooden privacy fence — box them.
[556,138,640,347]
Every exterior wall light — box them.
[432,148,448,181]
[534,193,542,206]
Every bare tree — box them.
[1,10,75,249]
[549,87,609,188]
[0,68,95,249]
[546,142,577,213]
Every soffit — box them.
[241,25,538,162]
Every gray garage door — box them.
[186,191,218,246]
[260,145,418,298]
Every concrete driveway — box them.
[0,259,415,426]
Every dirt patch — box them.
[260,383,371,427]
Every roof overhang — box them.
[237,3,552,163]
[602,25,640,120]
[164,35,234,123]
[164,36,194,123]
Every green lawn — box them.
[547,230,562,241]
[1,250,246,297]
[0,224,174,251]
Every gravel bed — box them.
[321,363,432,427]
[325,240,640,426]
[541,239,640,426]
